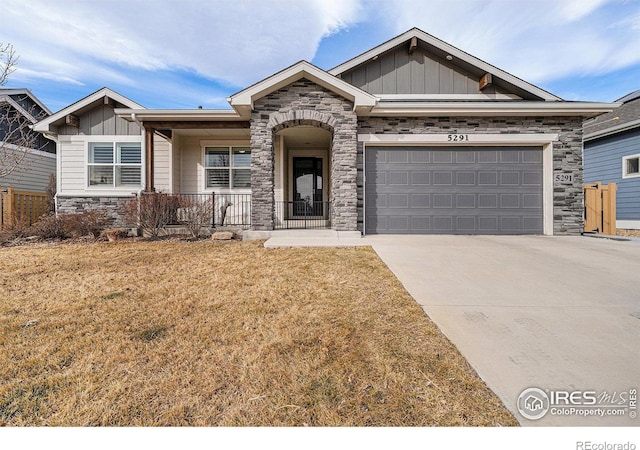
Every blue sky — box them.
[3,0,640,113]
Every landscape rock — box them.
[211,231,234,240]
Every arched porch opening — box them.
[272,118,333,229]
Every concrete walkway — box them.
[261,230,369,248]
[367,235,640,426]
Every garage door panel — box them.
[456,194,476,208]
[365,146,543,235]
[411,171,431,185]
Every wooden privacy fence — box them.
[1,187,48,228]
[584,182,617,235]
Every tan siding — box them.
[0,149,56,192]
[153,136,171,192]
[59,139,87,193]
[172,135,181,193]
[180,136,201,194]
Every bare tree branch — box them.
[0,42,18,86]
[0,44,49,180]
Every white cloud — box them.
[2,0,363,90]
[2,0,639,106]
[377,0,640,83]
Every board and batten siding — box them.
[340,46,501,95]
[584,128,640,222]
[56,104,140,136]
[0,148,55,192]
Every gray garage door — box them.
[365,146,543,234]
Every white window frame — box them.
[87,139,143,189]
[622,153,640,179]
[202,144,251,192]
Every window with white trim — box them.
[88,142,142,187]
[204,146,251,189]
[623,154,640,179]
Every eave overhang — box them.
[115,109,243,122]
[33,87,143,133]
[228,61,377,118]
[365,101,618,118]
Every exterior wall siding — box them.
[57,104,141,136]
[358,116,585,235]
[341,46,503,96]
[250,79,358,231]
[0,148,55,192]
[154,136,171,192]
[584,128,640,221]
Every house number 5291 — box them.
[447,134,469,142]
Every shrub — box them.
[0,215,31,244]
[124,192,178,238]
[27,211,109,240]
[100,228,129,242]
[45,174,56,214]
[177,196,214,238]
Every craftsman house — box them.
[34,28,615,235]
[584,90,640,230]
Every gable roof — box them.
[33,87,144,133]
[0,88,52,123]
[584,90,640,141]
[329,27,561,102]
[229,61,377,118]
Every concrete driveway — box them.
[366,235,640,426]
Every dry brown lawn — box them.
[0,240,518,426]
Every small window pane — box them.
[118,143,141,164]
[626,157,639,175]
[89,166,114,186]
[90,143,113,164]
[233,148,251,167]
[232,169,251,188]
[205,148,230,167]
[206,169,230,188]
[116,166,141,186]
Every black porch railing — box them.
[152,193,251,228]
[274,201,331,230]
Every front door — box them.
[293,157,323,216]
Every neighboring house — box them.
[34,28,616,235]
[583,90,640,230]
[0,88,56,192]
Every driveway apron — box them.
[366,235,640,426]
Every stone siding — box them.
[250,79,358,231]
[358,116,584,235]
[57,196,134,227]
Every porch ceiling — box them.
[279,126,331,148]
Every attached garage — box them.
[364,146,544,235]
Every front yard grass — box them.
[0,240,517,426]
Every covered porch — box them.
[132,116,334,230]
